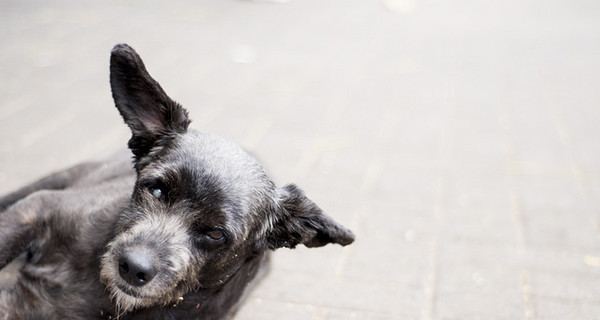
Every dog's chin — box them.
[105,280,178,312]
[111,286,151,312]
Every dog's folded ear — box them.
[264,184,355,250]
[109,43,191,160]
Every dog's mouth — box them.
[103,270,181,312]
[114,282,146,299]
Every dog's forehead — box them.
[149,130,275,207]
[155,131,274,234]
[172,131,266,181]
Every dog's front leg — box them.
[0,162,103,212]
[0,190,53,269]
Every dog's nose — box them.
[118,249,157,287]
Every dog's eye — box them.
[150,188,163,199]
[206,230,225,241]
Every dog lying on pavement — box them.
[0,44,355,320]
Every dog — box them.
[0,44,355,320]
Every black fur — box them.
[0,44,354,320]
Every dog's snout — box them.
[118,249,157,287]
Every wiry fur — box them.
[0,44,355,320]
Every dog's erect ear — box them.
[265,184,355,250]
[110,44,190,160]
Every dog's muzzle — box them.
[100,213,194,311]
[118,247,157,287]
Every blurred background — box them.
[1,0,600,319]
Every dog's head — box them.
[99,44,355,312]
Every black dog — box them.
[0,44,354,320]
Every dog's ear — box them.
[265,184,355,250]
[109,43,190,160]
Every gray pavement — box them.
[1,0,600,319]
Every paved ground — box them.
[1,0,600,319]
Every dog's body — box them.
[0,44,354,320]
